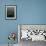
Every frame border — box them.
[5,5,17,20]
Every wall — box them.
[0,0,46,44]
[0,0,18,44]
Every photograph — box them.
[18,24,46,46]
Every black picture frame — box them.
[5,5,16,20]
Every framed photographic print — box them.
[5,5,16,20]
